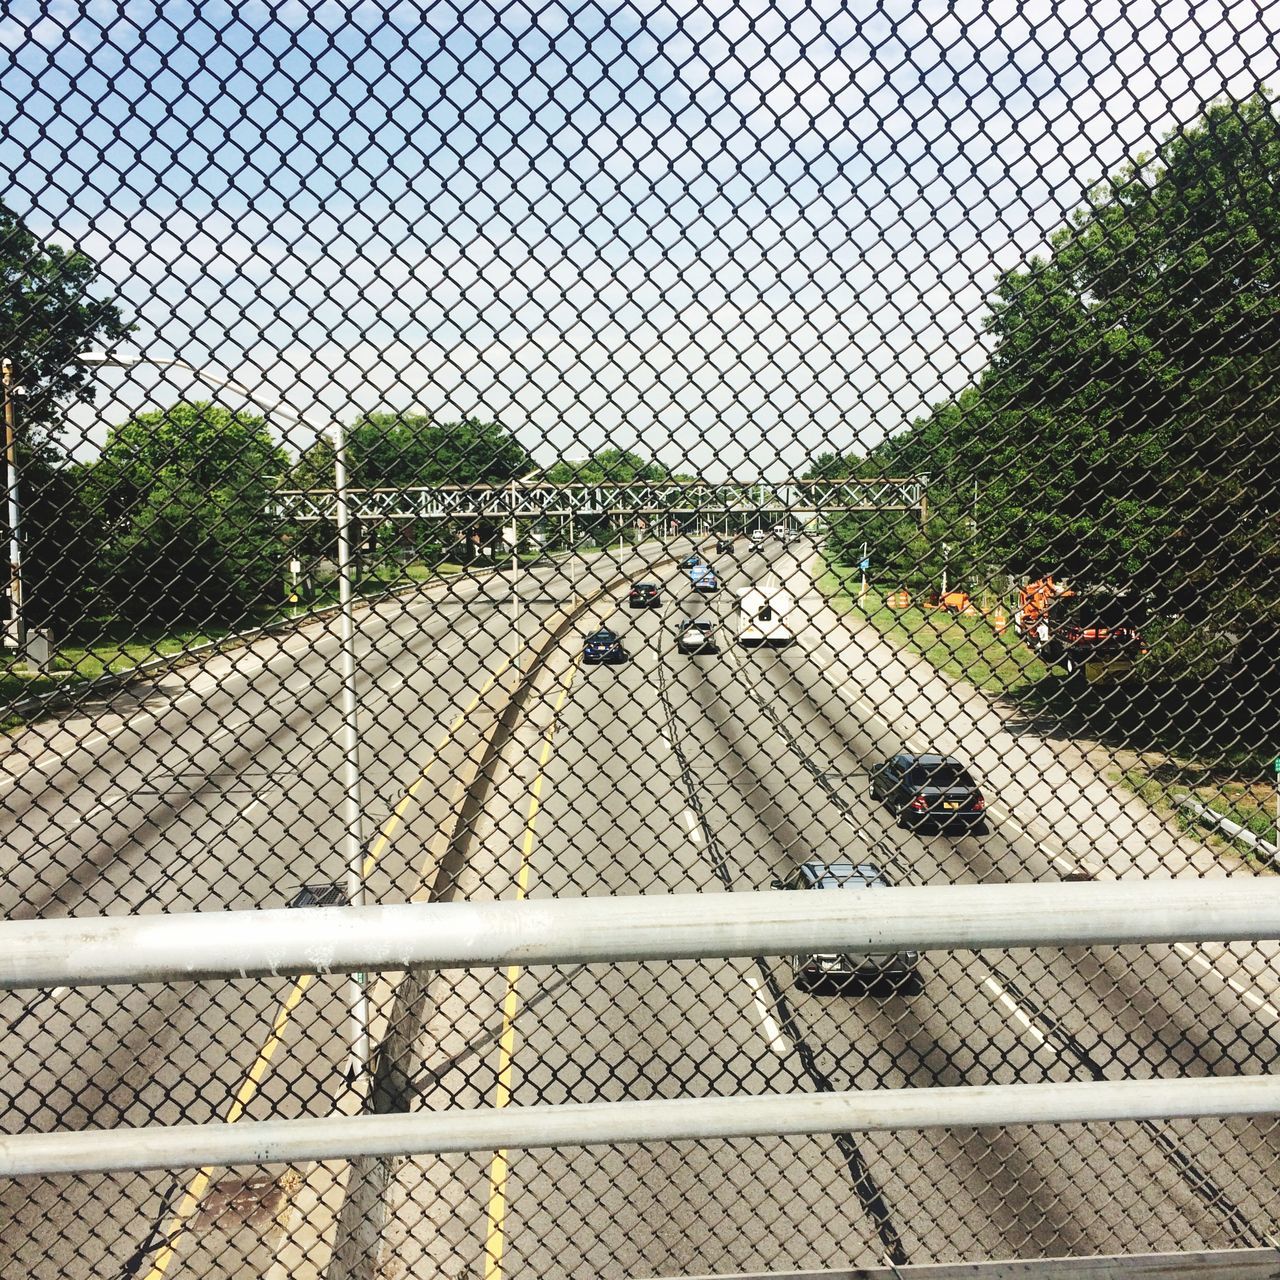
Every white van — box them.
[737,586,794,648]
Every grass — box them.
[1,618,240,721]
[0,559,481,730]
[817,564,1049,695]
[1119,767,1278,868]
[818,559,1280,860]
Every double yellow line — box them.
[482,660,579,1280]
[145,649,523,1280]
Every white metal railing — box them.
[2,881,1278,1178]
[3,879,1277,989]
[3,1077,1277,1179]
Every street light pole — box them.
[509,469,540,678]
[76,352,370,1082]
[2,359,25,656]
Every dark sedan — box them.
[629,582,661,609]
[869,753,987,831]
[582,628,628,664]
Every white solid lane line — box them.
[77,792,130,824]
[682,808,703,844]
[981,972,1049,1048]
[745,974,792,1055]
[833,657,1274,1025]
[1173,943,1280,1022]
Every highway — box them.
[0,537,1277,1278]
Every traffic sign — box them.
[859,557,870,571]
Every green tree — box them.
[542,448,667,484]
[88,402,288,626]
[0,199,130,442]
[345,412,531,486]
[853,93,1280,641]
[0,202,130,633]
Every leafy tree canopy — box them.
[287,412,532,488]
[829,92,1280,622]
[0,199,130,443]
[88,401,288,625]
[542,448,669,484]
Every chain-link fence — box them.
[2,2,1280,1277]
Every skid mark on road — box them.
[483,660,579,1280]
[136,648,524,1280]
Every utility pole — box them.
[2,359,24,657]
[76,352,371,1083]
[509,469,540,677]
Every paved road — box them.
[0,537,1276,1277]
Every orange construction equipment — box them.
[1015,574,1146,675]
[1015,575,1074,649]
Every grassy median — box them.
[0,562,475,731]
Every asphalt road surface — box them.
[0,536,1276,1279]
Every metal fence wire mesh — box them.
[0,1,1279,1277]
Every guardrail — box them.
[1176,794,1279,865]
[2,880,1278,1178]
[4,879,1277,988]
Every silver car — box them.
[773,860,921,993]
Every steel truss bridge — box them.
[272,477,928,523]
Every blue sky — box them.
[2,0,1278,475]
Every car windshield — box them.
[589,632,616,644]
[904,763,972,788]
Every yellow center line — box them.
[483,658,580,1280]
[144,648,521,1280]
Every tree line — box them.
[13,398,684,633]
[5,92,1279,653]
[814,93,1280,675]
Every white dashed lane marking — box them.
[745,974,792,1055]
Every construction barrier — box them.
[888,589,910,609]
[992,607,1008,633]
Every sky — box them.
[2,0,1278,478]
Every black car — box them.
[582,628,627,664]
[869,753,986,831]
[629,582,661,609]
[773,860,920,992]
[716,538,734,554]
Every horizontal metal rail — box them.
[3,880,1278,990]
[1177,795,1280,864]
[1,1077,1276,1178]
[641,1251,1280,1280]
